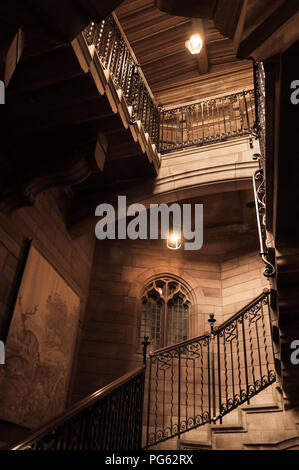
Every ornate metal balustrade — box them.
[159,90,256,153]
[83,18,257,156]
[252,62,275,277]
[253,157,276,277]
[9,366,145,450]
[8,292,275,451]
[253,62,266,159]
[83,16,160,147]
[145,290,275,447]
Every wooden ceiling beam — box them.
[191,18,209,76]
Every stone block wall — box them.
[73,238,269,400]
[0,188,95,442]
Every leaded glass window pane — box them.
[140,297,164,352]
[167,296,189,345]
[140,277,191,351]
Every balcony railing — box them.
[159,90,256,153]
[83,18,256,157]
[145,290,275,448]
[253,62,266,159]
[252,62,275,278]
[84,16,160,147]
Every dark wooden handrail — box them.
[9,365,145,450]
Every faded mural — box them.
[0,245,80,429]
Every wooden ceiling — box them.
[115,0,254,107]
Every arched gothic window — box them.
[140,277,190,351]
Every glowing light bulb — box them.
[167,233,182,250]
[170,234,179,243]
[186,34,203,55]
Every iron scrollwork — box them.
[146,291,276,447]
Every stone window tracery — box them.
[140,277,190,351]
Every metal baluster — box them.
[209,314,216,422]
[200,342,204,420]
[196,104,200,143]
[262,298,271,378]
[255,316,263,387]
[105,28,114,69]
[207,338,211,421]
[248,313,256,392]
[175,110,179,150]
[236,321,242,405]
[201,102,204,143]
[249,90,256,129]
[266,292,275,377]
[229,97,234,135]
[171,353,174,435]
[185,349,189,427]
[207,101,210,140]
[230,339,235,403]
[216,98,221,138]
[221,97,227,136]
[217,334,222,424]
[193,358,196,421]
[162,368,166,433]
[154,361,159,441]
[181,109,184,148]
[160,111,164,152]
[242,315,250,404]
[212,100,216,139]
[146,357,152,449]
[223,329,228,408]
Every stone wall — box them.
[0,188,95,442]
[73,237,269,401]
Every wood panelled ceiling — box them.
[115,0,254,107]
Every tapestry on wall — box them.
[0,244,81,429]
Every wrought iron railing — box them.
[83,16,160,147]
[8,292,275,451]
[252,62,275,277]
[145,290,275,447]
[253,156,276,277]
[82,18,256,156]
[159,90,256,153]
[9,366,145,450]
[253,62,266,159]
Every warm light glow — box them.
[185,34,203,55]
[167,233,182,250]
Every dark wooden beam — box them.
[191,18,209,75]
[156,0,217,19]
[237,0,299,60]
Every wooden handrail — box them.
[9,365,145,450]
